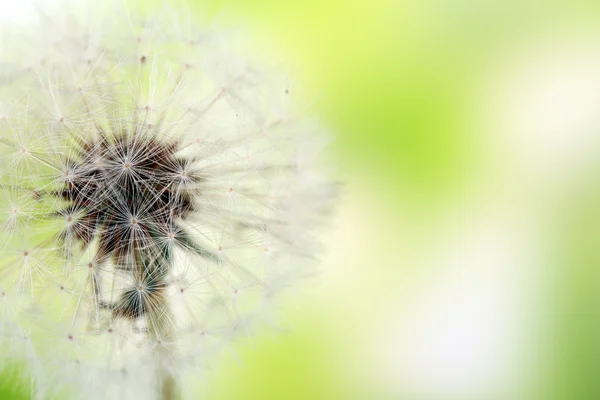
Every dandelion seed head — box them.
[0,1,336,399]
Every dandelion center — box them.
[57,134,196,264]
[53,132,199,319]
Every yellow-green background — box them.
[6,0,600,399]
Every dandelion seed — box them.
[0,2,336,399]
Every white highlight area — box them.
[0,0,38,22]
[483,31,600,183]
[376,211,533,399]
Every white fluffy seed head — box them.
[0,2,336,399]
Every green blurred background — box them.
[8,0,600,399]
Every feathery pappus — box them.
[0,2,336,399]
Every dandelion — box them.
[0,2,335,399]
